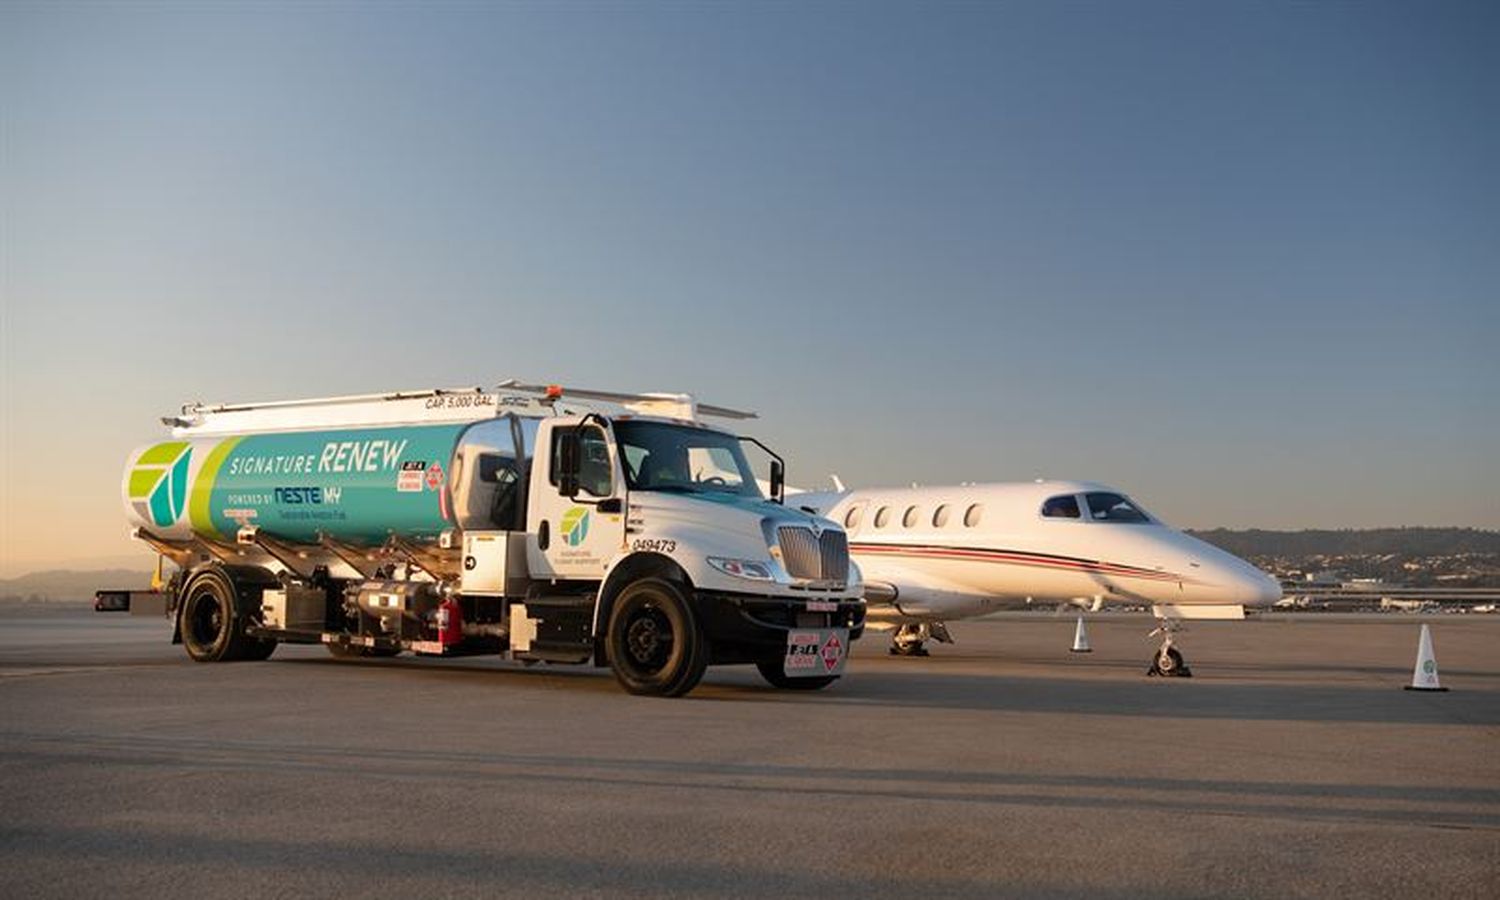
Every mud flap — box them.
[784,628,849,677]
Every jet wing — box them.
[858,561,994,620]
[1152,603,1245,620]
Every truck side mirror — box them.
[770,459,784,505]
[557,431,580,498]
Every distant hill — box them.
[6,527,1497,600]
[0,569,159,603]
[1186,527,1500,559]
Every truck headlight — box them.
[706,557,775,581]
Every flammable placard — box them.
[784,628,849,676]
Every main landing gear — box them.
[1147,617,1192,677]
[889,621,953,657]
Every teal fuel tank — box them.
[121,423,472,545]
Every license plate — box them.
[784,628,849,677]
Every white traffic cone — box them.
[1070,615,1092,653]
[1404,624,1448,692]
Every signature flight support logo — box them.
[128,442,192,528]
[561,506,591,547]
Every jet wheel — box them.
[1148,646,1191,677]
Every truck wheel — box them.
[180,568,259,662]
[755,661,840,691]
[240,637,278,661]
[606,578,708,697]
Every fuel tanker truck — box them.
[102,381,865,696]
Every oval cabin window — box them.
[964,503,984,527]
[874,506,891,528]
[932,504,950,527]
[844,506,863,529]
[902,505,920,528]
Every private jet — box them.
[794,480,1283,676]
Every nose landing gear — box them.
[1147,617,1192,677]
[889,621,953,657]
[890,623,929,656]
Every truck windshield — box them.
[614,420,762,499]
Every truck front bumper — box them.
[693,592,866,664]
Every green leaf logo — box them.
[128,442,192,528]
[561,506,590,547]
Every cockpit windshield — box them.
[1041,495,1081,518]
[1084,492,1153,524]
[614,421,762,499]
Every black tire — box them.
[1156,646,1185,675]
[179,568,261,662]
[755,661,839,691]
[240,637,278,661]
[605,578,708,697]
[325,642,363,659]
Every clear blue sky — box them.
[2,1,1496,574]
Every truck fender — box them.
[592,553,692,666]
[168,568,186,644]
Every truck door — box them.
[527,419,627,579]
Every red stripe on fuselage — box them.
[847,542,1190,583]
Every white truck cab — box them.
[465,407,866,694]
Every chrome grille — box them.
[777,527,849,584]
[820,529,849,583]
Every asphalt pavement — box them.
[1,607,1496,898]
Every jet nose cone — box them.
[1177,531,1281,607]
[1239,570,1283,607]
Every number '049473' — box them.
[631,539,676,553]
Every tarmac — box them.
[1,607,1496,898]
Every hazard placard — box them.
[425,462,445,491]
[820,632,844,672]
[784,628,849,677]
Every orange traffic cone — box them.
[1404,624,1448,692]
[1070,616,1091,653]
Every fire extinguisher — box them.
[437,596,463,648]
